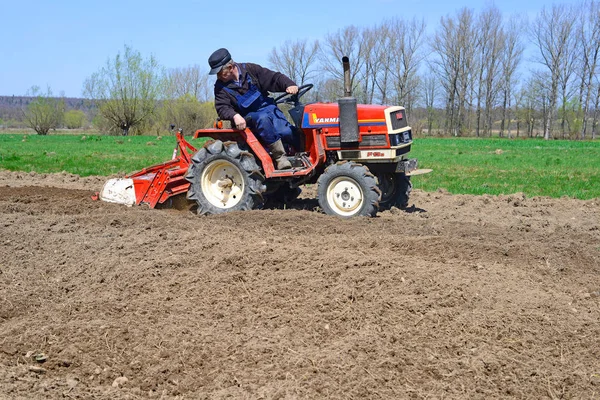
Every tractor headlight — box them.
[389,130,412,146]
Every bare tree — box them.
[369,23,394,105]
[431,8,477,136]
[530,4,578,139]
[592,77,600,139]
[577,0,600,139]
[528,71,554,137]
[473,6,504,136]
[423,75,439,134]
[499,16,525,138]
[386,17,427,113]
[166,65,211,102]
[268,39,320,87]
[83,45,165,135]
[513,86,526,137]
[431,16,458,135]
[319,26,367,101]
[559,13,580,138]
[359,25,385,104]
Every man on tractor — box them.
[208,47,299,170]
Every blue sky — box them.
[2,0,555,98]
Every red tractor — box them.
[99,57,430,217]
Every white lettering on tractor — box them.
[315,117,339,123]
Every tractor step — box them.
[270,153,312,176]
[287,154,306,169]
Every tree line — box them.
[5,1,599,139]
[270,1,599,140]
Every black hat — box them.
[208,48,232,75]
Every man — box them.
[208,48,298,170]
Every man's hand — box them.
[233,114,246,130]
[286,85,299,95]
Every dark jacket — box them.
[213,62,296,121]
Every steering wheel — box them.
[274,84,314,105]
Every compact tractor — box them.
[99,57,431,218]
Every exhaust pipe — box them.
[339,56,359,143]
[343,56,352,97]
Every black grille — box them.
[361,135,388,146]
[325,136,340,147]
[390,109,408,130]
[325,134,388,148]
[395,145,411,156]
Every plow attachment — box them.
[99,178,137,206]
[98,131,197,208]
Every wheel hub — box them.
[217,177,233,189]
[327,177,363,216]
[201,160,244,209]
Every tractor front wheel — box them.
[317,161,381,218]
[185,140,265,215]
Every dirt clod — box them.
[112,376,129,388]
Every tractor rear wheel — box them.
[185,140,265,215]
[377,172,412,210]
[317,161,381,218]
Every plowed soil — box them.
[0,170,599,399]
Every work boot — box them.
[268,139,292,170]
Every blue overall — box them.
[220,67,297,148]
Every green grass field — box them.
[0,132,193,177]
[1,132,599,199]
[411,137,600,199]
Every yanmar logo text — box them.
[312,114,339,124]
